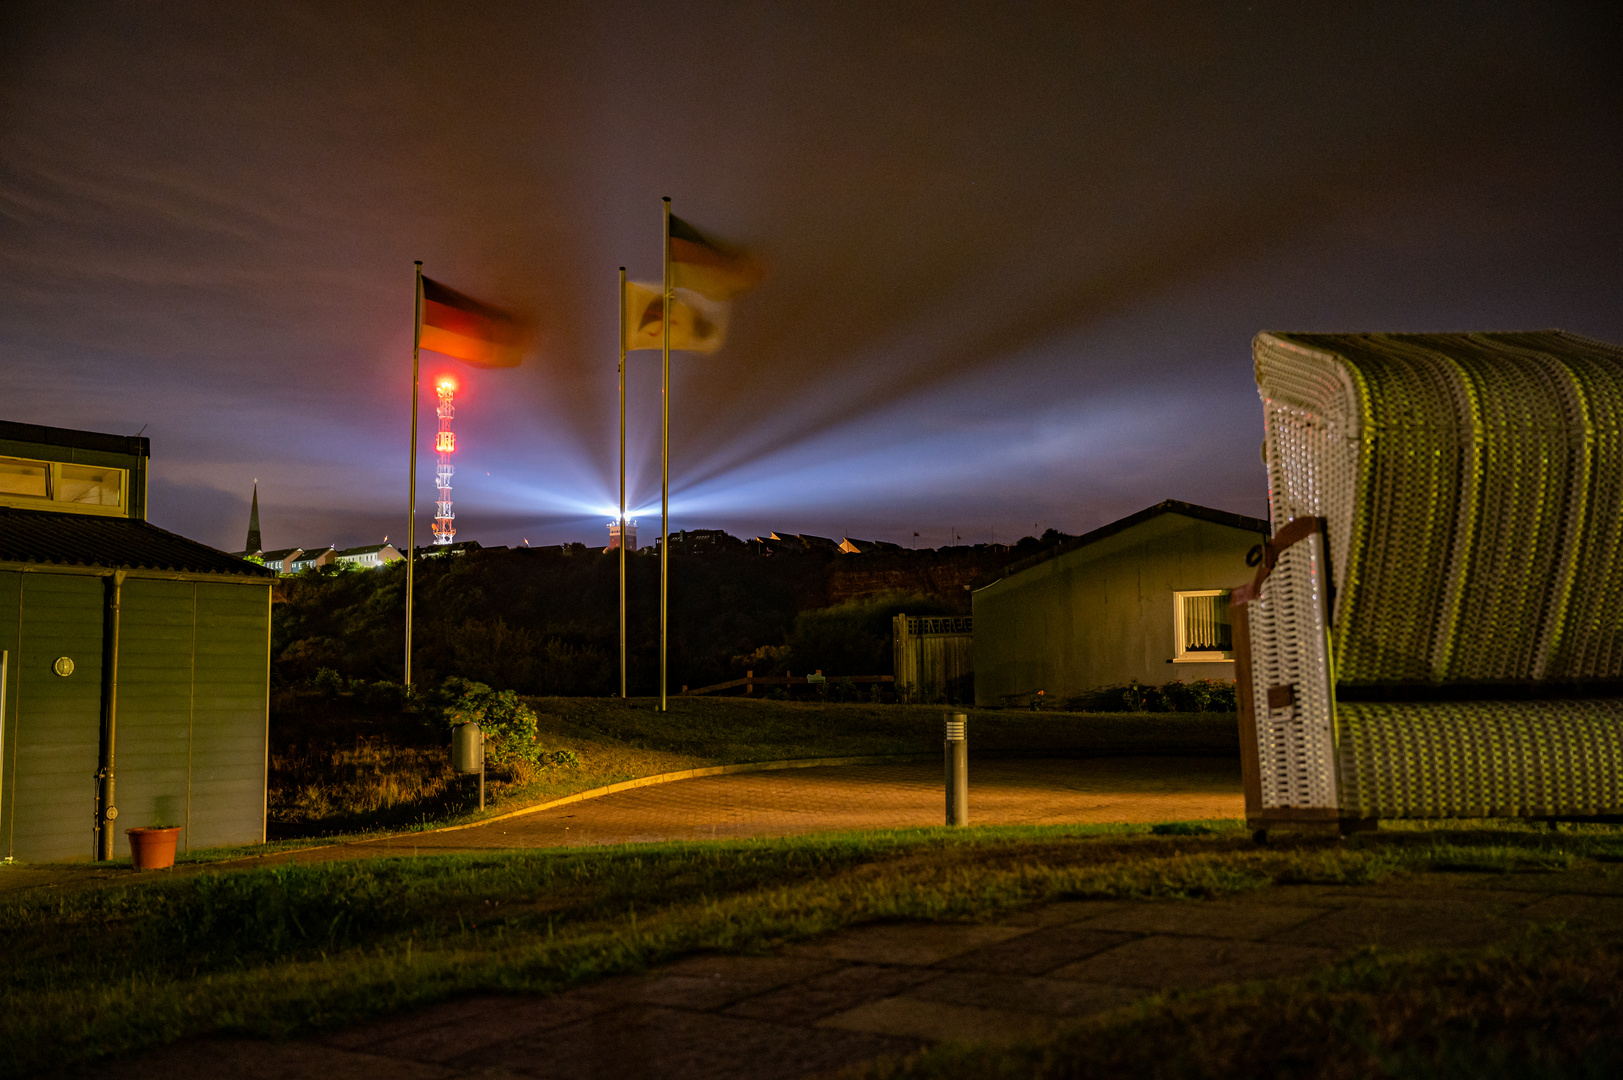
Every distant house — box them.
[973,500,1267,707]
[288,546,335,572]
[256,547,303,574]
[774,532,839,553]
[0,420,275,862]
[838,537,902,554]
[332,543,402,569]
[653,529,743,555]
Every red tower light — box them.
[432,378,457,545]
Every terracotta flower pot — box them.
[125,826,182,871]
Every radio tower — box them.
[431,376,457,545]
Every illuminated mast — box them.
[431,376,456,544]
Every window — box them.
[1174,590,1234,661]
[0,457,48,499]
[0,457,126,513]
[56,464,122,506]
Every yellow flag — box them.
[623,280,729,353]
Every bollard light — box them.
[944,712,968,826]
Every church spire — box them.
[245,481,262,554]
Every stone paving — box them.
[263,756,1244,866]
[91,865,1623,1080]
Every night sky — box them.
[4,2,1620,553]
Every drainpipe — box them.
[96,570,125,861]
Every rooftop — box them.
[0,506,273,578]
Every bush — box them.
[440,677,541,766]
[783,591,952,678]
[1064,679,1239,713]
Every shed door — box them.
[3,573,103,862]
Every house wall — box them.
[972,514,1261,706]
[0,572,103,862]
[0,570,270,862]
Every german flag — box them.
[669,215,763,301]
[418,277,527,368]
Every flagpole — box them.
[618,266,628,700]
[660,197,671,713]
[406,261,423,688]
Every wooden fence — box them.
[683,673,895,696]
[893,613,973,702]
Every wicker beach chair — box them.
[1232,331,1623,837]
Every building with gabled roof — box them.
[973,499,1268,707]
[255,547,303,574]
[332,542,402,569]
[838,537,902,554]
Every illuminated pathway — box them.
[344,756,1243,859]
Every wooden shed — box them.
[0,421,275,862]
[973,500,1267,707]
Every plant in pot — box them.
[125,821,182,871]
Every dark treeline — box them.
[271,537,1065,696]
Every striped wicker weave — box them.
[1240,330,1623,822]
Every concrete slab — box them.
[787,922,1029,966]
[1080,900,1329,940]
[904,970,1143,1017]
[1518,892,1623,927]
[1266,897,1529,951]
[1049,934,1336,990]
[723,963,945,1026]
[324,994,614,1062]
[454,1003,916,1080]
[580,955,844,1011]
[936,923,1134,974]
[819,995,1059,1046]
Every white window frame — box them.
[1173,589,1235,662]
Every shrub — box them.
[784,591,952,678]
[440,677,541,765]
[312,667,346,697]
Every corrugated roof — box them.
[0,506,274,578]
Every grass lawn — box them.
[3,821,1619,1077]
[270,697,1238,838]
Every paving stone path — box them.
[94,866,1623,1080]
[0,757,1241,890]
[270,756,1245,866]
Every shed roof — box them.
[999,500,1268,580]
[0,506,274,578]
[0,419,149,459]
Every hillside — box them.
[271,535,1068,696]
